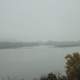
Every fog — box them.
[0,0,80,42]
[0,1,80,80]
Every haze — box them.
[0,0,80,42]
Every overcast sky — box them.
[0,0,80,42]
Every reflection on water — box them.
[0,46,80,80]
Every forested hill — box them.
[0,41,80,49]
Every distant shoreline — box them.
[0,41,80,49]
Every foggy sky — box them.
[0,0,80,42]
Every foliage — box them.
[39,72,67,80]
[38,52,80,80]
[1,52,80,80]
[65,52,80,80]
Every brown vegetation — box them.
[38,52,80,80]
[0,52,80,80]
[65,52,80,80]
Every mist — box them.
[0,0,80,42]
[0,1,80,80]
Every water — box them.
[0,46,80,80]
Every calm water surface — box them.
[0,46,80,80]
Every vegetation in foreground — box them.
[0,52,80,80]
[34,52,80,80]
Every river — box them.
[0,46,80,80]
